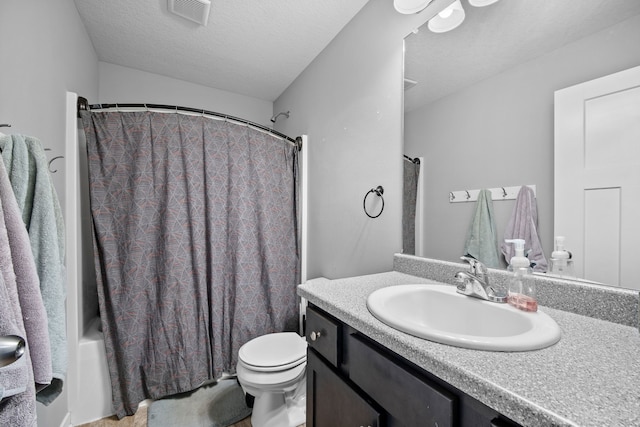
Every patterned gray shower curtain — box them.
[403,158,420,255]
[81,111,299,418]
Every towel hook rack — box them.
[363,186,385,218]
[43,148,64,174]
[449,185,537,203]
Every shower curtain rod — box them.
[77,97,301,150]
[404,154,420,164]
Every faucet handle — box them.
[460,256,488,277]
[460,255,479,271]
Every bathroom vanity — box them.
[305,303,519,426]
[298,255,640,427]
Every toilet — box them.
[236,332,307,427]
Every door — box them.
[555,65,640,289]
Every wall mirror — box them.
[402,0,640,290]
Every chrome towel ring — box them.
[363,186,385,218]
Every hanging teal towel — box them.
[463,189,500,268]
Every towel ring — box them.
[363,186,385,218]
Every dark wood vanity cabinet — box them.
[307,350,382,427]
[305,304,522,427]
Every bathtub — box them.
[70,317,114,425]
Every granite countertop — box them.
[297,271,640,427]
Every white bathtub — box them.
[70,318,114,425]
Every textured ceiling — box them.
[74,0,369,102]
[404,0,640,112]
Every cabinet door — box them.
[307,349,381,427]
[349,334,456,427]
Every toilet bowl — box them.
[236,332,307,427]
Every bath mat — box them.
[147,379,251,427]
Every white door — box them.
[555,65,640,290]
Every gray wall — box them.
[98,62,273,126]
[274,0,451,280]
[404,14,640,268]
[0,0,99,212]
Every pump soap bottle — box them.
[505,239,537,312]
[549,236,573,277]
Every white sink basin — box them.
[367,284,561,351]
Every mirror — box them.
[402,0,640,290]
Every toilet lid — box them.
[239,332,306,370]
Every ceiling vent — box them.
[168,0,211,26]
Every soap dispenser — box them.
[549,236,574,277]
[505,239,537,312]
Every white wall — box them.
[0,0,99,210]
[0,1,99,426]
[404,14,640,267]
[274,0,452,280]
[98,62,273,127]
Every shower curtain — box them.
[81,111,299,418]
[403,158,420,255]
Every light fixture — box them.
[427,0,465,33]
[468,0,499,6]
[393,0,434,15]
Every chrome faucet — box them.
[454,256,507,303]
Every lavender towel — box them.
[463,189,500,268]
[0,134,65,403]
[500,186,548,272]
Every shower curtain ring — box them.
[465,190,471,199]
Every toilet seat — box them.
[237,360,306,391]
[238,332,307,372]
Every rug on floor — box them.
[147,379,251,427]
